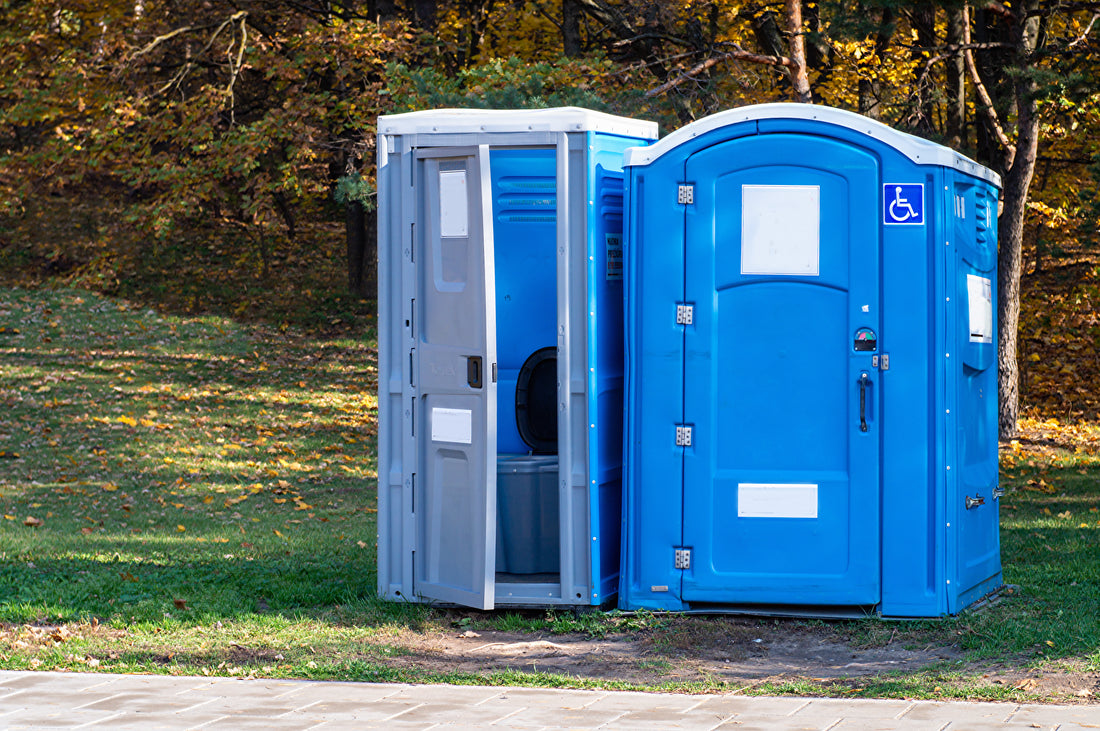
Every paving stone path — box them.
[2,670,1099,730]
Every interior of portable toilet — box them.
[376,108,657,609]
[620,103,1002,618]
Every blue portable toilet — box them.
[619,103,1002,617]
[376,108,657,609]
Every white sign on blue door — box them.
[883,183,924,225]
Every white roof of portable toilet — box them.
[624,103,1001,187]
[377,106,658,138]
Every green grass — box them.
[2,285,1100,701]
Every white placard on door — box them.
[439,170,468,238]
[431,407,473,444]
[737,483,819,518]
[741,185,820,276]
[966,274,993,344]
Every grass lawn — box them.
[1,285,1099,701]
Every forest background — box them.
[2,0,1100,436]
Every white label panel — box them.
[431,407,473,444]
[439,170,468,238]
[737,483,818,518]
[966,274,993,344]
[741,185,820,276]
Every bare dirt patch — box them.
[363,616,1099,702]
[379,618,961,687]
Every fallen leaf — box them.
[23,516,43,527]
[176,524,186,532]
[173,598,188,610]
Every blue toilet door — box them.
[681,134,882,607]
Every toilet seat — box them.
[514,346,557,454]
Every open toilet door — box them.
[413,146,498,609]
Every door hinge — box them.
[675,425,693,447]
[677,184,694,205]
[676,304,694,325]
[674,548,692,570]
[873,353,890,370]
[965,493,986,510]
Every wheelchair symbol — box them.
[884,183,924,225]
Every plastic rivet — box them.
[946,409,950,414]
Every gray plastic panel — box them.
[412,146,497,609]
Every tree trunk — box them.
[996,0,1042,439]
[944,6,967,148]
[857,7,894,119]
[346,200,368,297]
[563,0,582,57]
[909,4,936,133]
[784,0,812,103]
[412,0,437,31]
[373,0,397,22]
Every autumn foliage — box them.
[1,0,1099,423]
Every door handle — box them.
[859,372,869,433]
[467,355,483,389]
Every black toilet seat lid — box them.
[514,346,558,454]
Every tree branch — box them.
[963,5,1015,169]
[912,41,1013,92]
[646,48,792,97]
[1068,11,1100,47]
[140,12,249,98]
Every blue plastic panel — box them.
[586,131,641,604]
[489,148,558,455]
[946,173,1002,612]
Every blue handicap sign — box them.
[883,183,924,225]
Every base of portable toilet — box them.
[496,455,559,575]
[376,107,657,610]
[620,103,1002,618]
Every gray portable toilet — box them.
[376,108,657,609]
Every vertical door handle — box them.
[859,372,869,433]
[467,356,483,389]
